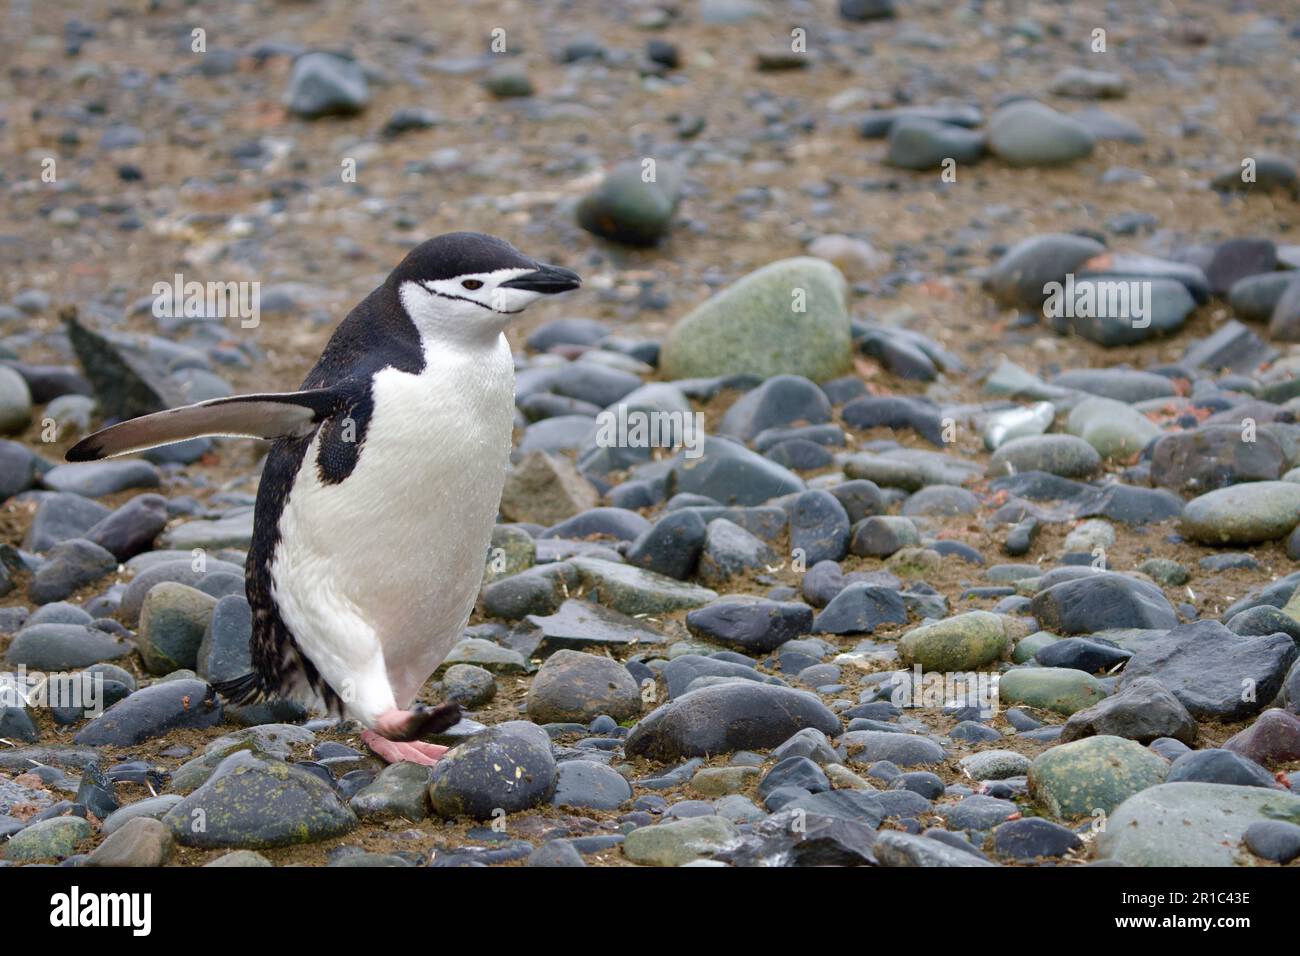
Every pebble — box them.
[166,751,355,848]
[885,118,985,170]
[874,830,996,867]
[992,817,1082,860]
[27,538,117,604]
[138,582,218,674]
[521,599,663,654]
[1242,820,1300,864]
[660,259,851,382]
[938,794,1018,831]
[814,582,908,635]
[626,683,839,760]
[500,451,599,525]
[790,489,851,564]
[85,494,168,561]
[1030,573,1177,634]
[1061,676,1197,744]
[75,679,222,745]
[552,760,633,810]
[685,597,812,653]
[1066,398,1162,461]
[43,460,160,498]
[959,750,1030,781]
[1224,709,1300,765]
[482,61,534,99]
[84,817,174,867]
[576,558,720,617]
[440,664,497,708]
[1,815,91,861]
[1097,783,1300,866]
[622,815,739,866]
[5,622,130,669]
[1049,67,1127,99]
[350,762,434,821]
[898,610,1012,672]
[1153,426,1286,492]
[285,52,369,118]
[1166,749,1278,789]
[841,731,946,768]
[998,667,1109,716]
[698,518,776,585]
[1119,620,1296,719]
[427,722,557,820]
[0,366,32,434]
[1181,481,1300,545]
[988,435,1101,479]
[1029,735,1169,817]
[525,650,642,724]
[987,100,1094,166]
[849,515,920,556]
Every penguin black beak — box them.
[500,262,582,294]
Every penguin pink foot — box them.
[362,731,448,766]
[361,703,462,765]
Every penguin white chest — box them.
[271,334,515,710]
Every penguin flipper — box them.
[65,388,341,461]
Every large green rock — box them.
[350,762,434,822]
[1029,735,1168,818]
[660,257,852,382]
[137,581,218,675]
[2,816,91,861]
[1066,397,1163,461]
[1013,631,1060,664]
[1181,481,1300,545]
[999,666,1109,716]
[164,751,356,848]
[988,101,1095,167]
[622,815,740,866]
[1097,782,1300,866]
[897,610,1012,671]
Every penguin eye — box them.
[461,279,484,291]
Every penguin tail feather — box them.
[211,671,267,707]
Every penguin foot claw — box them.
[371,703,462,742]
[362,730,449,766]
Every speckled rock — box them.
[165,751,356,848]
[1029,735,1169,818]
[427,721,558,820]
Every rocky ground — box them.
[1,0,1299,868]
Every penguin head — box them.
[392,232,581,344]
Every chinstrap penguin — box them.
[68,232,581,764]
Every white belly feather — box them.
[269,334,514,720]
